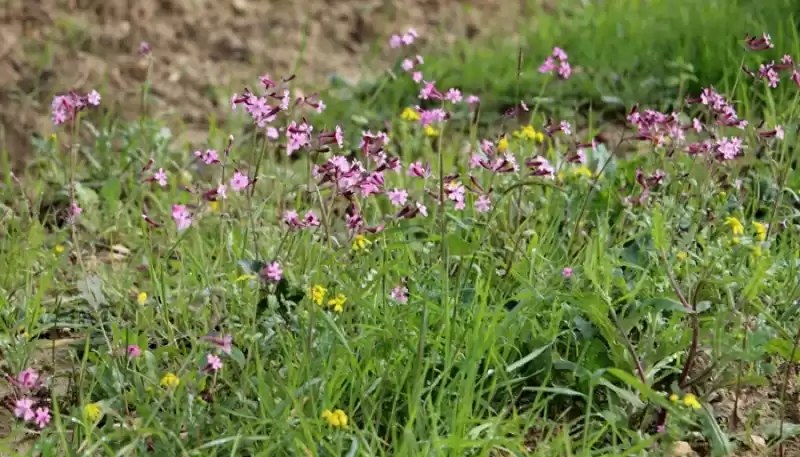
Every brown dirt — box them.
[0,0,540,172]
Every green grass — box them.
[320,0,800,136]
[3,1,800,456]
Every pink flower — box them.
[216,184,228,199]
[390,286,408,304]
[388,189,408,207]
[465,95,480,104]
[138,41,152,56]
[303,210,320,227]
[127,344,142,360]
[407,161,430,178]
[206,353,223,372]
[560,121,572,135]
[266,127,280,139]
[202,334,233,355]
[17,368,40,389]
[194,149,220,165]
[416,202,428,217]
[87,90,101,106]
[230,171,250,192]
[402,28,418,45]
[390,34,403,48]
[34,407,50,429]
[412,72,423,83]
[445,88,463,103]
[67,201,82,224]
[402,58,415,71]
[153,168,168,187]
[262,261,283,282]
[419,81,442,100]
[475,195,491,213]
[562,267,573,278]
[14,398,35,421]
[171,204,192,231]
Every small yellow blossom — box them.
[514,125,544,143]
[327,294,347,313]
[669,393,679,402]
[753,221,767,242]
[310,285,327,306]
[676,251,688,261]
[730,237,741,246]
[424,125,440,137]
[83,402,102,422]
[137,292,147,305]
[160,372,180,388]
[54,244,65,254]
[724,217,744,236]
[682,393,701,409]
[322,408,349,428]
[572,166,593,178]
[400,107,420,122]
[352,234,370,251]
[497,136,509,152]
[209,201,220,213]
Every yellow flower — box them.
[724,217,744,236]
[682,393,701,409]
[83,402,102,422]
[753,221,767,242]
[400,107,420,122]
[327,294,347,313]
[676,251,688,261]
[497,136,509,152]
[730,236,741,246]
[352,234,370,251]
[209,201,220,213]
[160,373,180,388]
[54,244,65,254]
[513,125,544,142]
[137,292,147,305]
[310,285,327,306]
[572,166,593,178]
[751,245,762,258]
[424,125,440,137]
[322,408,349,428]
[669,393,679,403]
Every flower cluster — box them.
[9,368,51,429]
[538,47,572,79]
[51,90,101,126]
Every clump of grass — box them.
[3,22,800,457]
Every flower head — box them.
[137,292,147,305]
[205,353,223,372]
[14,398,35,421]
[34,407,51,429]
[127,344,142,360]
[327,294,347,313]
[310,285,328,306]
[682,393,701,409]
[724,216,744,236]
[753,221,768,241]
[160,372,181,388]
[390,286,408,304]
[83,402,102,422]
[322,408,349,427]
[261,262,283,282]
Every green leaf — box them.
[506,341,554,373]
[76,275,107,311]
[642,297,689,313]
[100,177,121,203]
[700,405,734,456]
[651,208,666,251]
[606,368,671,410]
[765,338,800,362]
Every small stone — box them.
[749,435,767,450]
[672,441,695,457]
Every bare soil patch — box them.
[0,0,535,171]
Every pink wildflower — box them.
[475,195,492,213]
[262,262,283,282]
[202,334,233,355]
[206,353,223,372]
[17,368,39,389]
[171,204,192,231]
[153,168,168,187]
[14,398,35,421]
[34,407,50,429]
[562,267,573,278]
[390,286,409,304]
[127,344,142,360]
[230,171,250,192]
[388,189,408,207]
[194,149,220,165]
[445,88,463,103]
